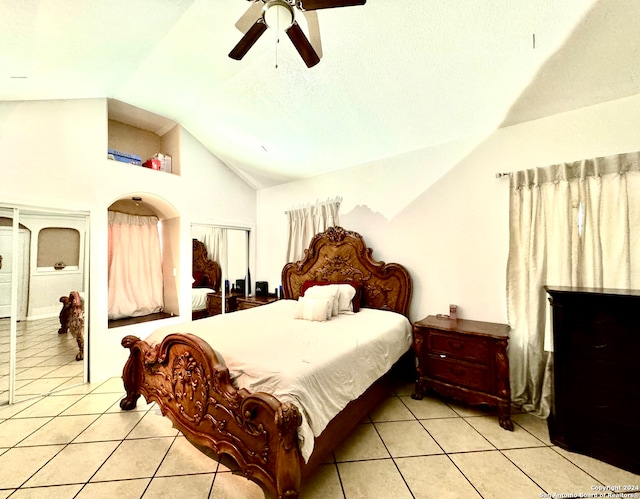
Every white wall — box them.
[0,98,256,383]
[256,93,640,325]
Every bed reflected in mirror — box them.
[190,224,250,319]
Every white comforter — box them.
[191,288,214,311]
[147,299,412,461]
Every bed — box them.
[191,238,221,320]
[120,226,413,498]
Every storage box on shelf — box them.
[107,148,142,165]
[143,157,161,170]
[107,98,180,175]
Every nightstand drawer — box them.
[236,300,258,311]
[236,295,278,310]
[428,330,490,363]
[426,355,491,392]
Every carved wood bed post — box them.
[120,335,143,410]
[274,403,303,498]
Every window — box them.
[37,227,80,270]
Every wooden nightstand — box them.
[236,295,278,311]
[206,292,240,316]
[412,315,513,430]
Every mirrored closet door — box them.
[0,207,17,405]
[0,204,89,405]
[191,224,250,316]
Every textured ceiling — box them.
[2,0,639,189]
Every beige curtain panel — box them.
[506,151,640,417]
[286,198,341,263]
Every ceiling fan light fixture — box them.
[262,0,294,31]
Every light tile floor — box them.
[0,317,84,403]
[0,376,638,498]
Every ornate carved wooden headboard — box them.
[192,239,221,292]
[281,226,412,317]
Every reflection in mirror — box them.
[0,207,16,405]
[0,206,88,405]
[191,224,249,318]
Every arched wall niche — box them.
[108,192,179,219]
[107,193,180,324]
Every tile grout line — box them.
[5,383,137,491]
[412,396,490,499]
[369,393,416,498]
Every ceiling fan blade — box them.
[301,10,323,59]
[229,18,268,60]
[297,0,365,10]
[235,1,264,33]
[286,21,320,68]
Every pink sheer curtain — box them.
[108,211,164,320]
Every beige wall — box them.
[256,93,640,325]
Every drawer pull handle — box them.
[440,354,447,359]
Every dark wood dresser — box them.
[412,315,513,430]
[545,286,640,474]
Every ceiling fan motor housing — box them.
[262,0,295,30]
[230,0,365,67]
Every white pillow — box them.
[330,284,357,314]
[295,297,332,322]
[304,286,339,316]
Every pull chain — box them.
[275,8,279,69]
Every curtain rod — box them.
[191,223,251,231]
[284,197,342,215]
[495,172,510,179]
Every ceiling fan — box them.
[229,0,366,68]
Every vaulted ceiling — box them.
[2,0,639,189]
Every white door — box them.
[0,228,29,320]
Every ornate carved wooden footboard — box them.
[121,332,304,497]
